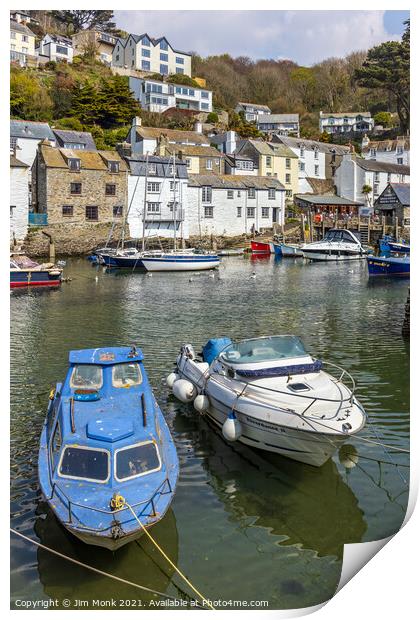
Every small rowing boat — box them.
[10,255,62,288]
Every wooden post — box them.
[395,217,399,241]
[334,209,338,227]
[382,214,386,237]
[367,215,371,243]
[300,212,305,242]
[322,218,325,239]
[357,214,361,231]
[42,231,55,263]
[309,212,313,242]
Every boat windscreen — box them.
[70,364,103,389]
[59,446,109,482]
[221,336,308,364]
[112,362,142,388]
[115,441,161,481]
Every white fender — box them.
[166,372,179,388]
[173,379,197,403]
[194,394,209,413]
[222,411,242,442]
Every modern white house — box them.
[256,114,300,136]
[129,76,212,114]
[185,175,285,237]
[10,120,56,168]
[112,33,191,77]
[126,155,189,240]
[127,117,210,155]
[10,18,36,66]
[10,154,29,243]
[319,112,374,134]
[273,136,350,193]
[361,135,410,166]
[334,155,410,213]
[235,102,272,123]
[37,34,74,63]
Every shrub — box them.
[167,73,201,88]
[206,112,219,123]
[373,111,393,127]
[45,60,57,71]
[53,117,84,131]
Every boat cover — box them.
[203,338,233,364]
[236,359,323,378]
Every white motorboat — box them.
[168,335,366,467]
[301,229,367,261]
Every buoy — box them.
[189,278,193,282]
[222,411,242,441]
[166,372,179,388]
[147,273,152,277]
[194,394,209,413]
[173,379,197,403]
[209,272,215,278]
[250,272,256,279]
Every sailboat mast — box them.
[173,152,177,252]
[142,153,149,252]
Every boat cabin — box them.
[322,229,362,245]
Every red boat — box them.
[251,240,274,254]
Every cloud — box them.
[114,10,401,65]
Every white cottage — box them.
[185,175,285,237]
[10,119,56,168]
[10,154,29,242]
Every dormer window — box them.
[148,163,157,175]
[108,161,119,173]
[142,37,150,46]
[68,158,80,171]
[160,40,168,50]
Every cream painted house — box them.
[10,19,36,66]
[112,33,191,77]
[235,140,299,201]
[72,30,117,65]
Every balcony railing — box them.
[144,209,185,222]
[10,50,27,65]
[28,213,48,226]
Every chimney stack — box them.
[132,116,142,128]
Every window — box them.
[314,165,319,176]
[59,446,109,482]
[108,161,119,173]
[262,207,270,218]
[314,149,319,160]
[142,37,150,46]
[11,31,16,39]
[176,67,184,74]
[142,60,150,71]
[86,205,99,221]
[201,91,209,99]
[160,52,168,61]
[11,44,16,50]
[188,89,195,96]
[147,202,161,213]
[115,54,120,61]
[268,188,276,200]
[70,364,103,389]
[299,162,305,172]
[115,441,160,481]
[148,163,157,175]
[22,35,28,42]
[397,157,403,165]
[176,56,184,64]
[397,146,404,154]
[248,188,256,199]
[62,205,73,217]
[10,206,15,218]
[105,184,116,196]
[374,172,380,182]
[160,40,168,50]
[170,181,179,191]
[186,158,191,169]
[201,103,209,111]
[112,363,142,387]
[237,191,241,197]
[266,156,272,167]
[206,159,213,170]
[68,158,80,171]
[70,182,81,195]
[160,64,168,75]
[202,186,212,203]
[147,182,161,193]
[285,158,291,169]
[300,146,305,157]
[204,206,214,218]
[56,45,68,55]
[387,173,391,183]
[227,190,234,199]
[286,189,292,197]
[142,48,150,57]
[237,206,242,217]
[285,174,291,184]
[113,205,123,217]
[22,48,28,54]
[247,207,255,218]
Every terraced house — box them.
[10,18,36,67]
[32,142,127,226]
[234,140,299,201]
[112,32,191,76]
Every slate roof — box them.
[295,194,364,206]
[356,158,410,175]
[126,155,188,179]
[274,135,350,155]
[10,119,55,141]
[188,174,285,190]
[10,154,28,168]
[320,112,371,118]
[135,126,210,145]
[361,137,410,154]
[390,183,410,205]
[120,32,190,56]
[44,33,73,45]
[257,114,299,124]
[237,102,271,111]
[166,144,223,158]
[52,129,97,150]
[39,146,127,171]
[237,139,298,159]
[10,19,35,36]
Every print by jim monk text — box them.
[12,597,270,609]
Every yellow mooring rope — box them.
[124,502,214,610]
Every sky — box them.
[114,10,409,66]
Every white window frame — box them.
[227,190,234,199]
[202,186,212,203]
[206,159,213,170]
[114,440,162,482]
[262,207,270,218]
[147,202,161,213]
[147,181,161,193]
[204,205,214,218]
[247,206,256,218]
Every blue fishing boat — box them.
[38,346,179,550]
[366,254,410,277]
[379,235,410,256]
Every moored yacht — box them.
[168,335,366,467]
[301,229,367,261]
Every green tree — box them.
[70,81,100,125]
[10,69,53,121]
[206,112,219,123]
[373,111,393,127]
[96,75,141,129]
[50,10,116,34]
[355,20,409,132]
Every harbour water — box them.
[10,256,409,610]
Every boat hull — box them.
[141,255,220,271]
[102,255,146,269]
[367,255,410,277]
[301,249,365,262]
[10,270,62,288]
[251,241,273,254]
[279,244,303,257]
